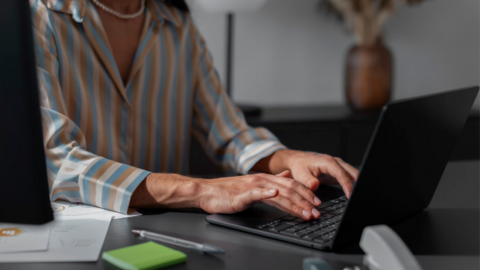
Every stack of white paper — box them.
[51,201,142,220]
[0,216,111,262]
[0,223,50,254]
[0,201,139,262]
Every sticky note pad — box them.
[103,242,186,270]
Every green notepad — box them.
[102,242,186,270]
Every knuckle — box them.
[322,154,333,160]
[300,199,311,209]
[291,204,301,213]
[287,179,297,189]
[284,187,295,196]
[334,157,343,162]
[250,175,262,183]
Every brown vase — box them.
[345,43,393,113]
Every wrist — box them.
[132,173,202,209]
[269,149,300,173]
[195,178,214,212]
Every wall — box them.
[188,0,479,107]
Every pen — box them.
[132,229,225,254]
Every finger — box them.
[263,196,319,220]
[317,174,340,186]
[276,170,292,178]
[255,174,321,219]
[320,157,354,198]
[294,169,320,191]
[335,158,359,181]
[236,188,278,212]
[259,173,321,208]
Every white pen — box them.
[132,229,225,254]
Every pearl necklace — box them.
[91,0,146,20]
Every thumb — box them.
[276,170,292,178]
[294,170,320,191]
[239,188,279,208]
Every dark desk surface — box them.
[4,161,479,270]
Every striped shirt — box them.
[31,0,286,214]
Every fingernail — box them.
[314,197,321,205]
[268,189,276,194]
[302,210,310,218]
[312,208,320,217]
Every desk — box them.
[4,161,479,270]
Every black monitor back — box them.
[332,86,479,251]
[0,0,53,224]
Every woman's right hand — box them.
[197,170,322,220]
[131,170,322,220]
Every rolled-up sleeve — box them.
[32,2,149,214]
[190,20,286,175]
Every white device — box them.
[360,225,423,270]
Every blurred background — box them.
[188,0,479,107]
[186,0,480,175]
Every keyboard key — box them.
[331,216,342,221]
[318,201,335,209]
[284,227,298,232]
[302,233,322,240]
[296,224,309,230]
[302,227,317,233]
[283,216,296,221]
[286,221,301,225]
[280,230,308,238]
[269,223,293,232]
[329,224,339,229]
[280,230,301,237]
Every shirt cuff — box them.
[79,157,151,214]
[235,140,287,175]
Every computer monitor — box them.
[0,0,53,224]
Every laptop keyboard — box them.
[257,196,348,245]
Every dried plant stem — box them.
[327,0,399,46]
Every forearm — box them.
[130,173,202,209]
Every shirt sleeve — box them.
[31,2,150,214]
[189,19,287,175]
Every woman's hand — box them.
[252,149,359,198]
[198,170,322,220]
[130,170,322,220]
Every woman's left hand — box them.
[253,149,359,198]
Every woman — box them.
[31,0,358,220]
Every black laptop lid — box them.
[0,0,53,224]
[332,87,479,250]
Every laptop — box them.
[206,87,479,251]
[0,0,53,224]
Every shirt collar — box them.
[44,0,181,26]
